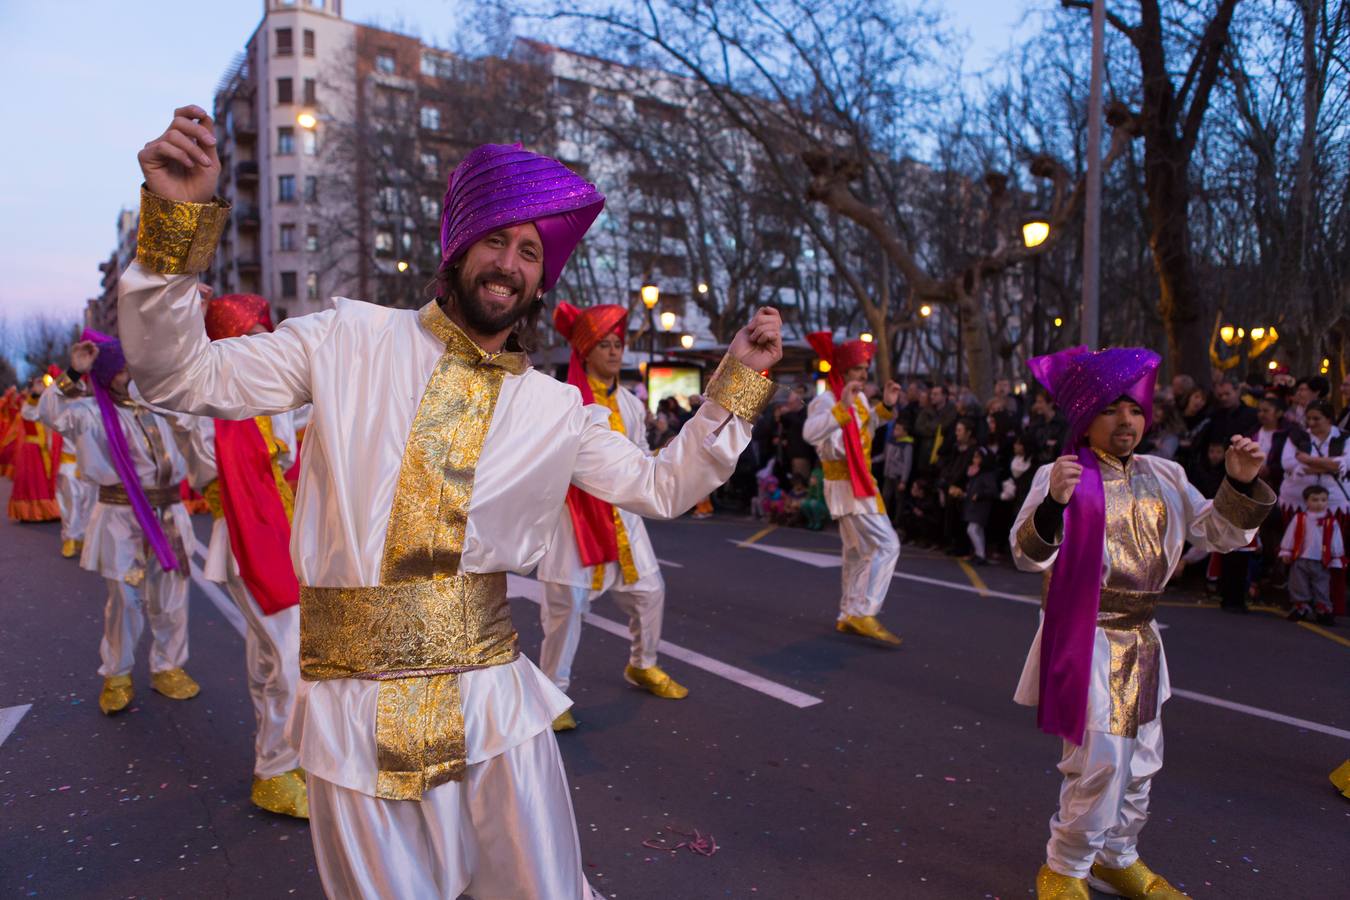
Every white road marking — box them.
[506,574,822,709]
[737,540,1342,740]
[0,704,31,748]
[190,539,246,637]
[656,558,685,569]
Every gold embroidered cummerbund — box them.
[298,573,519,801]
[99,483,182,508]
[1096,588,1161,738]
[821,458,850,481]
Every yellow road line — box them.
[957,560,990,596]
[737,525,778,547]
[1298,621,1350,649]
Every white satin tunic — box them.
[119,263,754,797]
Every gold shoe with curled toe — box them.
[1089,860,1189,899]
[61,539,79,559]
[251,768,309,819]
[150,667,200,700]
[844,615,903,646]
[623,665,689,699]
[1036,865,1090,900]
[98,675,135,715]
[552,709,578,731]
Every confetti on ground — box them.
[641,826,719,857]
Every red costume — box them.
[4,377,62,522]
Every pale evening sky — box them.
[0,0,1026,322]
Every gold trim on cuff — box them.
[56,373,84,398]
[705,354,776,421]
[1213,478,1276,530]
[832,403,853,428]
[1016,514,1060,563]
[136,186,231,275]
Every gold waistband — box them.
[99,483,182,508]
[1097,588,1159,629]
[299,573,519,800]
[821,458,850,481]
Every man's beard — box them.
[449,265,538,335]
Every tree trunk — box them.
[956,284,994,398]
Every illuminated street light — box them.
[1021,218,1051,249]
[1220,325,1235,343]
[1250,327,1266,341]
[396,260,409,272]
[819,360,832,373]
[860,332,874,343]
[919,304,932,318]
[1268,361,1280,371]
[1053,316,1064,328]
[640,284,660,309]
[297,112,318,129]
[1237,327,1246,339]
[680,334,694,349]
[697,282,709,294]
[659,311,676,331]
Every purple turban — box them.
[1025,346,1160,745]
[439,143,605,293]
[80,328,180,573]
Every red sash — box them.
[214,418,299,615]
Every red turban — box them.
[206,294,274,341]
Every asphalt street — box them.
[2,479,1347,899]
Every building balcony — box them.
[236,205,260,230]
[236,258,261,274]
[236,161,259,183]
[233,120,257,142]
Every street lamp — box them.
[919,304,932,318]
[680,334,694,349]
[860,332,874,343]
[659,311,676,331]
[1022,215,1051,355]
[396,260,409,272]
[640,283,660,368]
[697,282,709,295]
[1053,316,1064,328]
[297,112,318,130]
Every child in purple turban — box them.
[1009,346,1273,899]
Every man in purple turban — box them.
[118,105,783,898]
[38,331,199,716]
[1009,346,1273,900]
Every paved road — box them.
[2,480,1346,898]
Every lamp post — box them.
[1022,216,1050,356]
[640,283,660,369]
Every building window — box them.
[419,105,440,130]
[374,231,394,256]
[275,28,293,56]
[420,52,437,77]
[303,175,318,203]
[420,195,439,220]
[302,129,318,156]
[277,126,295,155]
[375,52,396,74]
[307,0,324,10]
[280,271,298,298]
[277,77,293,104]
[303,29,315,57]
[303,78,317,106]
[279,223,297,251]
[306,271,319,300]
[278,175,296,202]
[420,152,438,175]
[305,223,319,252]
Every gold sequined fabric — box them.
[136,187,231,275]
[1097,589,1161,736]
[1212,477,1276,530]
[704,354,776,421]
[298,301,526,800]
[1016,514,1061,564]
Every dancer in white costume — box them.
[802,331,904,644]
[39,335,200,715]
[1010,346,1272,900]
[537,302,687,733]
[120,106,781,899]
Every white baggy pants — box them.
[98,565,190,678]
[307,728,596,900]
[837,512,901,619]
[539,569,665,693]
[56,461,95,542]
[1045,718,1164,879]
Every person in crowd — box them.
[1337,373,1350,432]
[1174,385,1212,470]
[1254,395,1293,592]
[5,374,62,523]
[963,442,999,564]
[900,477,941,547]
[1287,375,1330,428]
[1205,377,1259,448]
[914,383,957,478]
[1279,484,1344,625]
[938,418,979,556]
[801,465,829,531]
[1188,440,1229,500]
[1027,390,1068,465]
[882,418,914,526]
[1280,399,1349,616]
[1139,394,1183,460]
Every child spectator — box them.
[900,478,940,547]
[801,467,829,531]
[1279,484,1345,625]
[882,419,914,527]
[963,446,999,565]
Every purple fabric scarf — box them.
[1027,346,1160,744]
[83,329,179,573]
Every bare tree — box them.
[22,316,79,377]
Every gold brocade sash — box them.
[298,301,529,801]
[299,576,518,798]
[99,483,182,508]
[1096,588,1161,738]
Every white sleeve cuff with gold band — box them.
[1213,477,1276,530]
[136,186,231,276]
[704,354,776,422]
[56,372,84,398]
[1015,514,1060,563]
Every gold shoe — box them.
[61,539,79,559]
[1089,860,1190,899]
[1036,864,1090,900]
[98,675,134,715]
[841,615,902,646]
[150,667,200,700]
[552,709,578,731]
[251,768,309,818]
[1330,760,1350,799]
[623,664,689,699]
